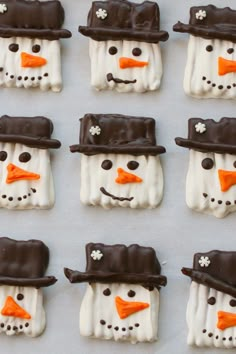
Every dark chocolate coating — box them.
[173,5,236,43]
[64,243,167,288]
[175,117,236,154]
[79,0,169,43]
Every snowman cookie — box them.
[70,113,166,209]
[64,243,167,344]
[0,115,61,209]
[0,237,57,337]
[79,0,169,93]
[175,117,236,218]
[182,250,236,348]
[173,5,236,99]
[0,0,71,92]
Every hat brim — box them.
[79,26,169,43]
[64,268,167,288]
[0,275,57,288]
[0,27,72,40]
[0,135,61,149]
[173,22,236,43]
[175,137,236,154]
[182,267,236,298]
[70,144,166,156]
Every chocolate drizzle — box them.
[107,73,137,85]
[100,187,134,202]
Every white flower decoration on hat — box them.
[91,250,103,261]
[96,8,107,20]
[89,125,101,136]
[199,256,211,267]
[196,10,207,20]
[195,122,206,134]
[0,4,7,13]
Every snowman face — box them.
[89,39,162,92]
[80,283,159,343]
[184,36,236,99]
[80,153,164,209]
[0,142,54,209]
[186,282,236,348]
[0,37,62,92]
[186,150,236,218]
[0,285,45,337]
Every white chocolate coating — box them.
[80,153,164,209]
[80,283,160,344]
[89,39,163,93]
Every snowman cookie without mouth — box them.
[70,113,166,209]
[79,0,169,93]
[173,5,236,99]
[64,243,167,344]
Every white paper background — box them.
[1,0,236,353]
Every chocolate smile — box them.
[100,187,134,202]
[107,73,137,85]
[1,188,37,202]
[100,319,140,332]
[202,193,236,206]
[202,328,234,342]
[5,71,49,82]
[202,76,236,90]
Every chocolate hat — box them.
[0,115,61,149]
[173,5,236,43]
[64,243,167,288]
[79,0,169,43]
[0,237,57,287]
[70,114,166,156]
[0,0,71,40]
[182,250,236,298]
[175,117,236,154]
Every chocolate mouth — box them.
[4,71,49,82]
[1,188,37,202]
[1,322,30,332]
[202,193,236,206]
[100,319,140,332]
[107,73,137,85]
[202,328,234,342]
[100,187,134,202]
[202,76,236,90]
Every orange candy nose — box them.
[217,311,236,330]
[21,52,47,68]
[1,296,31,319]
[218,57,236,76]
[6,163,40,184]
[115,168,142,184]
[115,296,149,319]
[218,169,236,192]
[119,57,148,69]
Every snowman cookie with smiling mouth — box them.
[79,0,169,93]
[173,5,236,99]
[182,250,236,348]
[70,113,166,209]
[0,0,71,92]
[64,243,167,344]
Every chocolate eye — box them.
[206,45,213,52]
[17,293,24,301]
[0,151,7,161]
[19,152,31,163]
[108,46,118,55]
[9,43,19,52]
[132,48,142,56]
[230,299,236,307]
[207,297,216,305]
[101,159,112,170]
[128,290,136,297]
[201,158,214,170]
[103,288,111,296]
[32,44,41,53]
[227,48,234,54]
[234,161,236,168]
[127,161,139,170]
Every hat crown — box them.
[190,5,236,27]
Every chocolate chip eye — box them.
[127,161,139,170]
[19,152,31,163]
[17,293,24,301]
[201,158,214,170]
[230,299,236,307]
[103,288,111,296]
[9,43,19,52]
[108,46,118,55]
[32,44,41,53]
[132,48,142,56]
[101,159,113,170]
[128,290,136,297]
[0,151,7,161]
[227,48,234,54]
[206,45,213,52]
[234,161,236,168]
[207,297,216,305]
